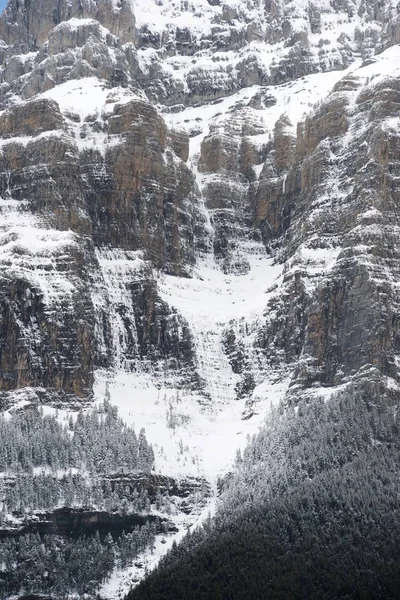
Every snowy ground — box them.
[93,363,288,600]
[91,248,290,598]
[99,491,218,600]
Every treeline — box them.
[0,401,156,518]
[0,524,157,599]
[0,472,173,518]
[130,389,400,599]
[0,400,154,475]
[0,402,178,598]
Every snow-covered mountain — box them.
[1,0,400,596]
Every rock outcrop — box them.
[0,50,205,400]
[0,0,136,49]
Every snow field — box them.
[0,197,79,310]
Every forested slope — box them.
[129,388,400,599]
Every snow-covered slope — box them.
[132,0,395,104]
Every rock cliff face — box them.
[0,0,136,49]
[0,87,202,398]
[0,9,210,400]
[289,65,400,395]
[1,0,400,589]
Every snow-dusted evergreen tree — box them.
[0,402,156,518]
[0,521,160,598]
[130,390,400,600]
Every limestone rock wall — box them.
[253,66,400,399]
[84,99,201,275]
[197,106,268,272]
[0,0,135,49]
[1,0,400,412]
[0,69,204,400]
[1,18,141,105]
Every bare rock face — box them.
[255,66,400,399]
[0,96,93,397]
[197,106,268,272]
[0,99,90,234]
[194,49,400,413]
[0,0,400,418]
[130,276,201,387]
[1,20,141,104]
[128,0,394,107]
[255,114,297,248]
[80,98,203,275]
[0,0,135,49]
[0,97,64,137]
[0,242,95,397]
[0,49,205,400]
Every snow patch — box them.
[39,77,140,120]
[0,198,80,310]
